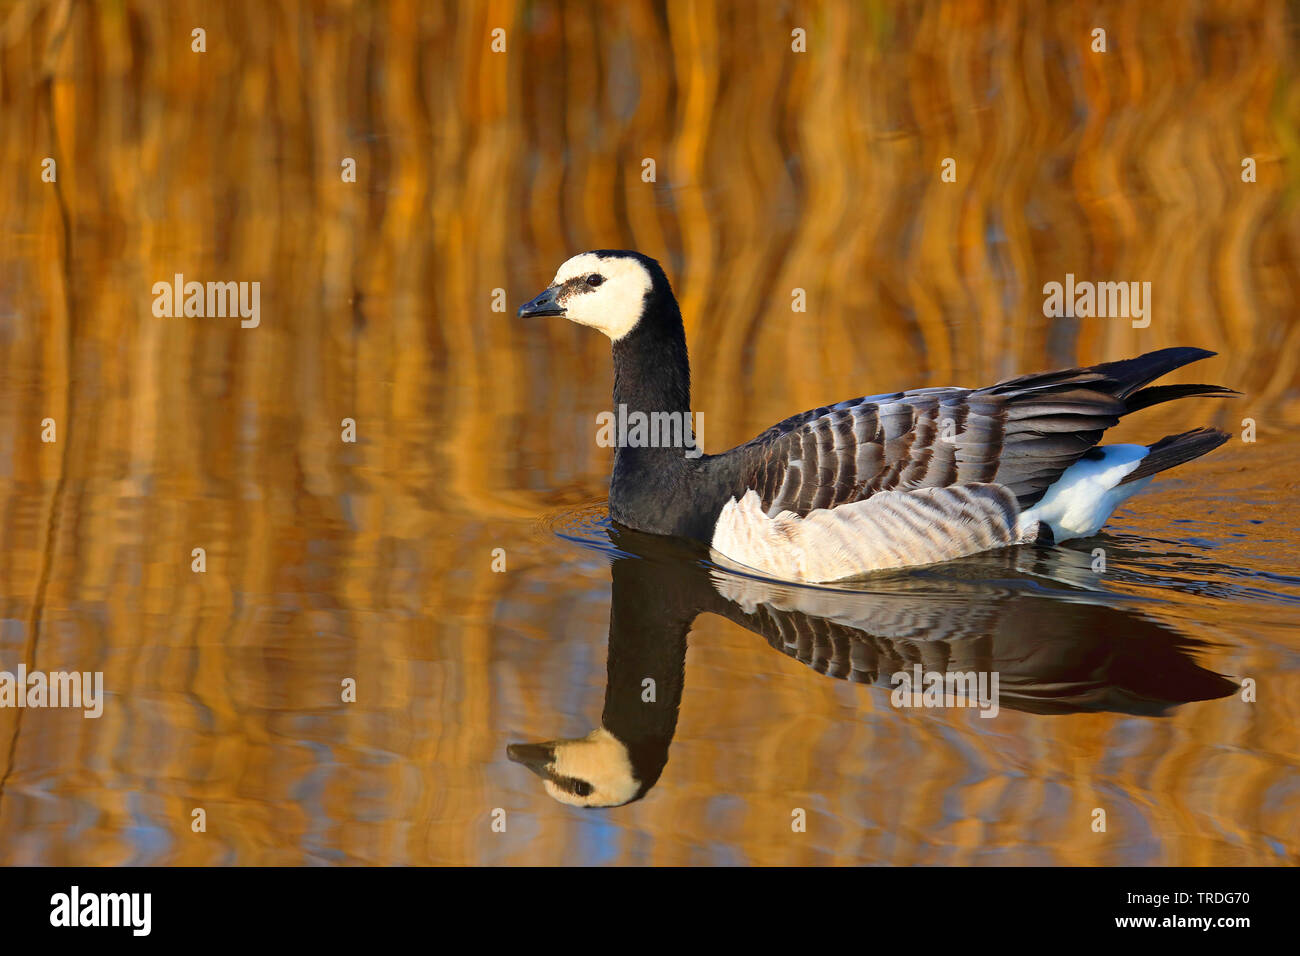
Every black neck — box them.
[610,296,695,470]
[612,299,691,415]
[605,269,736,539]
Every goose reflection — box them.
[508,527,1237,808]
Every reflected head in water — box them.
[507,729,641,808]
[508,524,1237,808]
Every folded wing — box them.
[732,347,1233,517]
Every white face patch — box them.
[549,252,653,341]
[540,727,640,808]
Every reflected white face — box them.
[540,728,641,808]
[550,253,653,341]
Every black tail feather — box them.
[1119,427,1231,485]
[1125,383,1241,414]
[988,347,1213,396]
[977,347,1234,507]
[1085,346,1219,399]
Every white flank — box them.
[710,485,1028,583]
[1016,444,1151,541]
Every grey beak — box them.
[517,287,565,318]
[507,742,556,777]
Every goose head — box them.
[517,250,670,342]
[506,727,646,808]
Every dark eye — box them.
[586,274,603,287]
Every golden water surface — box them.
[1,0,1298,864]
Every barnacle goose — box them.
[519,251,1237,583]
